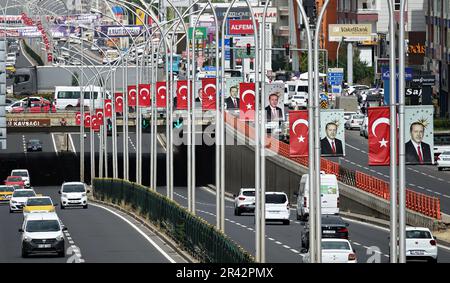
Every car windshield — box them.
[354,115,365,119]
[297,86,308,92]
[26,220,60,232]
[12,171,28,177]
[62,184,85,193]
[7,177,22,182]
[0,186,14,192]
[406,230,432,239]
[265,194,287,204]
[13,191,35,197]
[322,241,350,250]
[242,190,255,197]
[442,151,450,155]
[27,198,52,206]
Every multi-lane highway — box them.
[0,186,185,263]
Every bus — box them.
[53,85,110,110]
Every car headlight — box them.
[23,236,32,242]
[62,194,68,198]
[11,200,17,204]
[56,235,64,241]
[82,193,86,197]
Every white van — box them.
[265,192,290,225]
[296,173,339,221]
[54,85,109,110]
[287,80,308,109]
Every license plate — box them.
[323,230,335,234]
[38,244,51,248]
[69,201,79,203]
[410,250,424,255]
[269,211,280,213]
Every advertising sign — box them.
[329,24,372,42]
[7,118,51,127]
[95,25,143,38]
[228,20,255,35]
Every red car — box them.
[28,100,56,113]
[4,176,25,188]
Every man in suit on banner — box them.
[265,92,283,122]
[225,85,239,109]
[320,122,344,155]
[405,121,432,164]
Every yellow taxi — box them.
[23,196,56,215]
[6,65,16,73]
[0,185,15,202]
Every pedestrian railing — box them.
[224,112,441,220]
[93,178,255,263]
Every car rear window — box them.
[322,241,350,250]
[406,230,432,239]
[265,194,287,204]
[242,190,255,197]
[27,198,52,206]
[12,171,28,177]
[0,186,14,192]
[321,216,345,225]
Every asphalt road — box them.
[156,186,450,263]
[0,186,184,263]
[3,132,56,154]
[333,129,450,214]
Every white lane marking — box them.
[290,249,299,253]
[247,227,253,231]
[90,203,176,263]
[69,133,77,155]
[156,134,167,152]
[51,133,59,155]
[435,192,442,196]
[275,241,282,245]
[418,186,425,189]
[22,135,27,154]
[283,245,291,249]
[356,164,362,168]
[352,242,361,246]
[347,143,368,154]
[268,238,274,241]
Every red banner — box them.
[138,84,151,107]
[368,107,391,166]
[228,19,255,35]
[202,78,216,110]
[96,109,104,125]
[127,85,137,107]
[84,113,91,128]
[289,111,309,157]
[115,93,123,113]
[156,81,167,108]
[177,80,191,110]
[239,82,255,121]
[91,116,100,132]
[104,99,112,117]
[75,112,81,125]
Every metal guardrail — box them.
[93,178,255,263]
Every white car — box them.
[289,94,308,109]
[234,188,255,216]
[303,239,357,263]
[345,84,369,96]
[345,114,365,130]
[344,111,357,121]
[20,212,66,258]
[59,182,89,209]
[9,189,36,213]
[265,192,290,225]
[11,169,30,188]
[405,227,438,263]
[437,151,450,171]
[359,116,369,138]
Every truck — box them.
[12,67,38,96]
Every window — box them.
[14,75,29,84]
[265,194,287,204]
[395,0,401,11]
[322,241,350,250]
[406,230,432,239]
[242,190,255,197]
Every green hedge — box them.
[93,178,255,263]
[434,119,450,130]
[22,40,44,66]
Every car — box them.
[360,116,369,138]
[19,212,66,258]
[345,84,369,96]
[289,94,308,109]
[11,169,31,187]
[9,189,36,213]
[403,227,438,263]
[300,215,349,250]
[344,111,357,121]
[26,139,43,152]
[59,182,89,209]
[303,239,357,263]
[437,151,450,171]
[233,188,256,216]
[23,196,56,216]
[265,192,290,225]
[344,114,365,130]
[4,176,25,188]
[5,100,26,113]
[0,185,15,202]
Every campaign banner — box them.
[0,15,24,24]
[95,25,144,38]
[264,83,285,122]
[368,107,391,166]
[319,109,345,156]
[289,110,309,157]
[225,78,243,110]
[404,105,434,165]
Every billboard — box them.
[404,105,434,165]
[319,109,345,156]
[264,83,285,122]
[228,20,255,35]
[328,24,372,42]
[95,25,144,38]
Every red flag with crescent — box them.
[75,112,81,125]
[177,80,191,110]
[138,84,151,107]
[239,82,255,121]
[96,109,104,125]
[84,113,91,128]
[115,93,123,113]
[104,99,112,117]
[368,107,390,166]
[202,78,216,110]
[127,85,137,107]
[289,110,309,157]
[156,81,167,108]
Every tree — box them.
[336,45,374,86]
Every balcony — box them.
[275,26,290,37]
[278,6,289,17]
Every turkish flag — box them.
[239,82,255,121]
[96,109,104,125]
[84,113,91,128]
[91,116,100,132]
[127,85,137,107]
[115,92,123,113]
[138,84,151,107]
[104,99,112,117]
[177,80,191,110]
[289,110,309,157]
[75,112,81,125]
[156,81,167,108]
[202,78,216,110]
[368,107,391,166]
